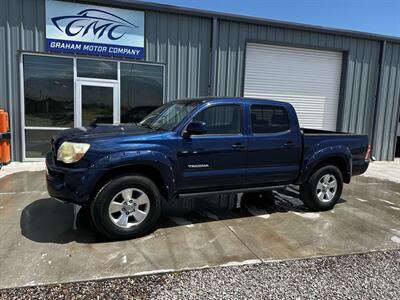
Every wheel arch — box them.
[311,156,350,183]
[89,164,171,204]
[298,154,351,185]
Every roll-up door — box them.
[244,43,343,131]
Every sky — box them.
[142,0,400,37]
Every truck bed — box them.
[300,127,370,177]
[301,128,364,135]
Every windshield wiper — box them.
[152,126,167,131]
[139,122,167,131]
[139,123,154,129]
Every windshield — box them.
[139,101,201,130]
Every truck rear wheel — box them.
[300,165,343,211]
[90,174,161,240]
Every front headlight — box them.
[57,142,90,164]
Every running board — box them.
[179,185,286,198]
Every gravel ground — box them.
[1,250,399,299]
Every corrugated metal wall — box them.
[0,1,211,161]
[373,42,400,160]
[0,0,399,160]
[214,20,391,157]
[0,0,46,161]
[145,11,211,101]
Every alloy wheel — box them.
[316,174,337,202]
[108,188,150,228]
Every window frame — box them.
[20,51,166,161]
[185,103,244,137]
[249,104,291,136]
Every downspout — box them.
[210,17,219,96]
[371,39,386,159]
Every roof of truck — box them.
[172,97,292,107]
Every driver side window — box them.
[193,104,242,135]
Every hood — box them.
[53,123,159,145]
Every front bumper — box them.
[45,153,104,204]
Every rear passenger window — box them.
[250,105,290,133]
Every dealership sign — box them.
[45,0,144,59]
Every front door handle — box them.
[284,141,295,148]
[232,143,246,150]
[178,148,203,155]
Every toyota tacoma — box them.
[46,98,370,239]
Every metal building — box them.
[1,0,400,161]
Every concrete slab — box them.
[0,218,258,287]
[0,162,45,182]
[362,159,400,183]
[0,169,400,289]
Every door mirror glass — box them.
[184,121,207,137]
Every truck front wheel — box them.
[90,174,161,240]
[300,165,343,211]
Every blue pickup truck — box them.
[46,98,370,239]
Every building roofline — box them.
[83,0,400,43]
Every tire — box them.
[90,174,162,240]
[300,165,343,211]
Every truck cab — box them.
[176,98,301,193]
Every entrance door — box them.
[75,79,119,127]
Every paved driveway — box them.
[0,168,400,289]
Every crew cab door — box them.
[246,103,301,185]
[177,103,247,192]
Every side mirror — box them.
[183,121,207,137]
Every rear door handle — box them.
[232,143,246,150]
[284,141,295,148]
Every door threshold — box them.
[179,185,286,198]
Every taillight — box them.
[364,144,371,160]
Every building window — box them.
[25,129,61,158]
[23,55,74,158]
[81,85,114,126]
[24,55,74,128]
[77,59,118,80]
[22,53,165,160]
[120,63,164,123]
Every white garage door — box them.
[244,43,343,131]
